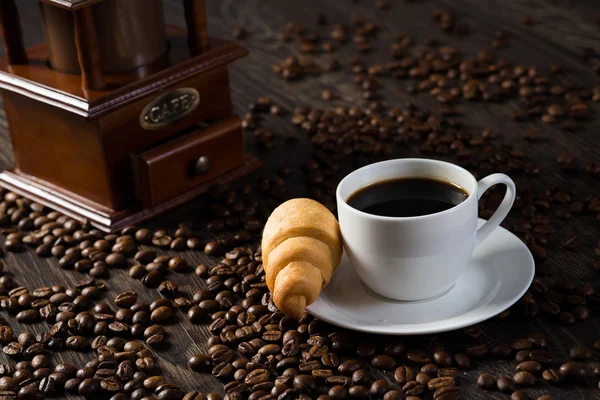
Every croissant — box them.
[262,198,343,319]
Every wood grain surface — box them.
[0,0,599,399]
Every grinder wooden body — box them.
[0,0,260,232]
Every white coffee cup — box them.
[336,158,516,301]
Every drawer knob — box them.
[194,156,211,176]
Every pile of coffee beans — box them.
[0,1,599,399]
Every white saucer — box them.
[307,219,535,335]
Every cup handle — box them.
[475,173,516,248]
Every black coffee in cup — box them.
[347,177,469,217]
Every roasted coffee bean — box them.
[212,362,234,379]
[433,385,460,400]
[129,265,146,279]
[64,378,81,393]
[168,257,188,273]
[407,350,433,364]
[17,386,44,400]
[528,350,553,364]
[151,306,173,324]
[78,378,101,397]
[428,376,455,390]
[370,379,390,397]
[370,355,396,371]
[415,372,431,385]
[559,362,590,381]
[433,351,452,367]
[3,342,23,356]
[394,366,414,385]
[512,390,529,400]
[337,360,361,376]
[420,364,439,376]
[66,336,89,351]
[497,376,516,393]
[477,373,495,389]
[514,371,536,386]
[515,350,530,363]
[517,361,543,375]
[293,374,316,393]
[401,381,423,396]
[465,344,488,357]
[542,369,561,384]
[325,376,351,388]
[115,291,137,308]
[245,369,270,386]
[0,377,18,392]
[569,346,593,361]
[321,353,339,369]
[348,385,369,399]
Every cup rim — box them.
[336,158,478,222]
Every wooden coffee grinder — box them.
[0,0,260,231]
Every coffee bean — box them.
[477,373,495,389]
[512,389,529,400]
[433,385,460,400]
[246,369,270,386]
[370,355,396,371]
[337,360,361,376]
[428,376,455,390]
[569,346,593,361]
[293,374,316,393]
[528,350,553,364]
[348,385,368,399]
[394,366,414,385]
[433,351,452,367]
[78,378,101,397]
[3,342,23,356]
[142,271,164,288]
[17,386,44,400]
[542,369,561,384]
[415,372,431,385]
[407,350,433,364]
[559,362,590,381]
[326,375,351,388]
[465,344,488,358]
[115,291,137,308]
[350,369,369,386]
[401,381,423,396]
[371,379,390,397]
[66,336,89,351]
[515,350,530,363]
[322,353,340,369]
[151,306,173,324]
[0,377,18,392]
[375,389,400,400]
[168,257,188,273]
[497,376,516,393]
[517,361,543,375]
[514,371,536,386]
[420,363,439,376]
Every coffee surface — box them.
[347,177,469,217]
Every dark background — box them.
[0,0,599,399]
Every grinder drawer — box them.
[133,116,244,207]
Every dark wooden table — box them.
[0,0,599,399]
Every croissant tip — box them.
[280,295,307,320]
